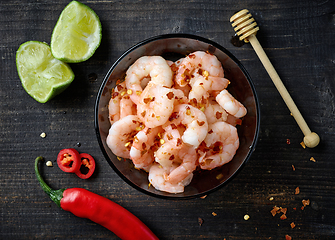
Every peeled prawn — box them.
[165,144,198,185]
[165,104,208,148]
[199,121,239,170]
[154,124,183,169]
[106,115,141,159]
[148,163,193,194]
[204,99,228,124]
[108,82,137,125]
[216,89,247,118]
[108,82,125,125]
[130,126,162,171]
[137,82,185,128]
[175,51,224,87]
[125,56,173,104]
[188,73,230,104]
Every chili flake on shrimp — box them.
[106,51,247,193]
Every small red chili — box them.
[57,148,81,173]
[35,157,159,240]
[75,153,96,179]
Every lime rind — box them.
[16,41,75,103]
[50,1,102,63]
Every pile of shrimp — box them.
[106,51,247,194]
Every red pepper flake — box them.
[295,187,300,195]
[168,112,179,121]
[143,97,154,104]
[189,98,198,107]
[166,133,173,140]
[290,222,296,229]
[286,139,291,144]
[285,234,292,240]
[170,63,179,72]
[176,138,182,146]
[235,119,242,125]
[310,157,316,162]
[281,208,287,215]
[200,195,207,199]
[198,217,204,226]
[271,206,280,216]
[292,165,296,171]
[280,214,287,220]
[301,199,310,210]
[300,141,306,149]
[112,91,119,99]
[197,120,205,126]
[166,92,174,100]
[271,206,287,217]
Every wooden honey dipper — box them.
[230,9,320,148]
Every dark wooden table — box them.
[1,0,335,239]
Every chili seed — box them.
[46,161,53,167]
[40,132,46,138]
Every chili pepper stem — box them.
[35,156,65,208]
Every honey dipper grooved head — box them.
[230,9,259,43]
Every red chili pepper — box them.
[57,148,81,173]
[35,156,159,240]
[75,153,96,179]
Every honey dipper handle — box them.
[247,35,320,147]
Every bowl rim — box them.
[94,33,260,199]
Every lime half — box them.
[51,1,102,63]
[16,41,75,103]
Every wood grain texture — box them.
[1,0,335,239]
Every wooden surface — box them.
[1,0,335,239]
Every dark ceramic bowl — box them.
[95,33,260,199]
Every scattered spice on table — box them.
[290,222,296,229]
[198,217,204,226]
[271,206,287,217]
[295,187,300,195]
[301,199,310,210]
[212,212,217,216]
[46,161,53,167]
[285,234,292,240]
[300,141,306,148]
[271,206,280,217]
[310,157,316,162]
